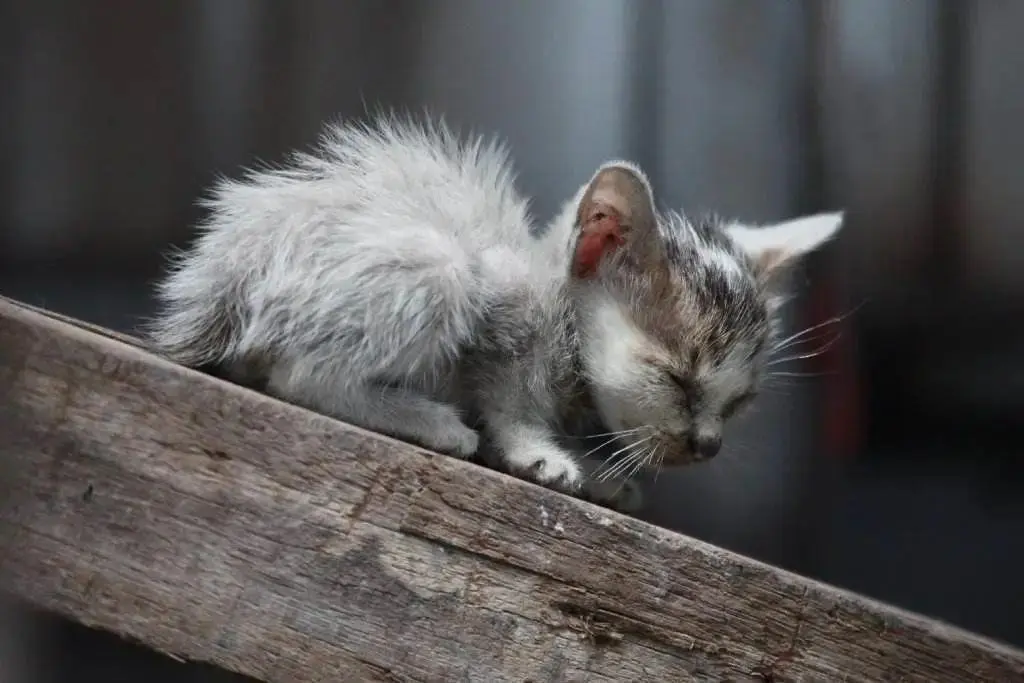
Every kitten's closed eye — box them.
[722,390,757,418]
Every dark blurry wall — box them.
[8,2,1024,313]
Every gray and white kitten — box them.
[148,116,843,511]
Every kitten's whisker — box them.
[618,439,658,482]
[651,446,667,483]
[769,302,865,354]
[768,370,836,379]
[590,438,643,479]
[771,320,842,353]
[580,427,642,440]
[595,438,652,482]
[768,349,834,366]
[624,445,654,482]
[598,451,644,483]
[770,329,839,356]
[595,452,633,483]
[608,444,655,499]
[763,376,800,388]
[594,437,652,480]
[770,329,835,355]
[766,332,842,366]
[580,434,626,459]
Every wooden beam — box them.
[1,296,1022,683]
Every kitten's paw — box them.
[586,478,644,513]
[427,422,480,459]
[517,447,583,493]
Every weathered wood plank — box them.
[1,296,1022,683]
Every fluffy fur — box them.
[147,115,843,511]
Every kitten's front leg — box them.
[485,419,584,494]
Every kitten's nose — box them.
[691,433,722,459]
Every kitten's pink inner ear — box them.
[572,202,628,278]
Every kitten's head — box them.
[567,161,843,466]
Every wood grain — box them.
[1,296,1023,683]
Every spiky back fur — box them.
[148,117,530,373]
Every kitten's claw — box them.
[522,450,583,493]
[428,423,480,459]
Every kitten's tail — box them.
[144,248,244,369]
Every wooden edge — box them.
[1,296,1023,682]
[0,294,144,348]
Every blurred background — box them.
[3,0,1024,680]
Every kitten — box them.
[147,115,843,511]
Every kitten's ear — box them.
[570,161,658,279]
[726,211,844,285]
